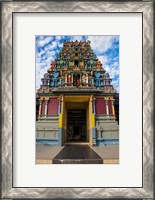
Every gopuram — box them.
[36,40,119,146]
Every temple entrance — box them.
[67,109,87,142]
[63,96,91,145]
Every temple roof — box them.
[37,40,117,94]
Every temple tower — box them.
[36,40,119,146]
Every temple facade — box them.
[36,40,119,146]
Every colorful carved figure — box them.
[50,69,59,87]
[59,60,63,68]
[69,60,74,67]
[79,60,84,68]
[95,78,101,87]
[50,60,56,68]
[67,74,72,84]
[96,60,102,70]
[94,71,101,87]
[50,78,58,87]
[82,74,86,85]
[90,59,94,67]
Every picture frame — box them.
[1,0,154,199]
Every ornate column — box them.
[91,95,96,145]
[39,99,42,116]
[111,100,115,116]
[65,74,67,86]
[86,74,88,86]
[58,95,63,146]
[44,100,49,117]
[92,96,96,114]
[58,96,62,114]
[92,78,94,87]
[59,78,61,87]
[105,100,109,117]
[80,73,82,86]
[71,73,73,86]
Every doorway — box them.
[67,109,86,142]
[73,74,80,86]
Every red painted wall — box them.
[108,101,113,115]
[96,98,106,114]
[41,101,45,115]
[48,98,58,115]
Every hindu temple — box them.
[36,40,119,146]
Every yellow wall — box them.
[89,96,93,145]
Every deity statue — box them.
[79,60,84,68]
[50,69,59,87]
[96,60,102,70]
[95,78,101,87]
[67,74,72,84]
[90,59,94,68]
[82,74,87,85]
[59,59,63,68]
[50,60,56,68]
[69,60,74,68]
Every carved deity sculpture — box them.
[50,60,56,68]
[82,74,87,85]
[96,60,102,70]
[59,60,63,68]
[67,74,72,84]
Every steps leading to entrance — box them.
[65,142,90,145]
[53,145,103,164]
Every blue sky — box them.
[36,35,119,92]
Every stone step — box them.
[53,145,103,164]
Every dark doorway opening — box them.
[75,60,79,66]
[67,109,87,142]
[73,74,80,86]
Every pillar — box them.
[92,78,94,87]
[58,95,63,146]
[65,74,67,86]
[92,96,96,115]
[44,100,48,117]
[111,100,115,116]
[86,74,88,86]
[58,96,61,115]
[59,78,61,87]
[106,100,109,117]
[91,96,96,145]
[72,73,73,86]
[39,100,42,116]
[80,73,82,86]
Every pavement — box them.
[36,144,119,164]
[91,145,119,159]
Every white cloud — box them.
[104,65,110,72]
[88,36,118,55]
[37,50,45,58]
[70,36,85,41]
[55,36,62,40]
[97,55,108,66]
[36,63,49,88]
[36,36,54,47]
[109,68,119,79]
